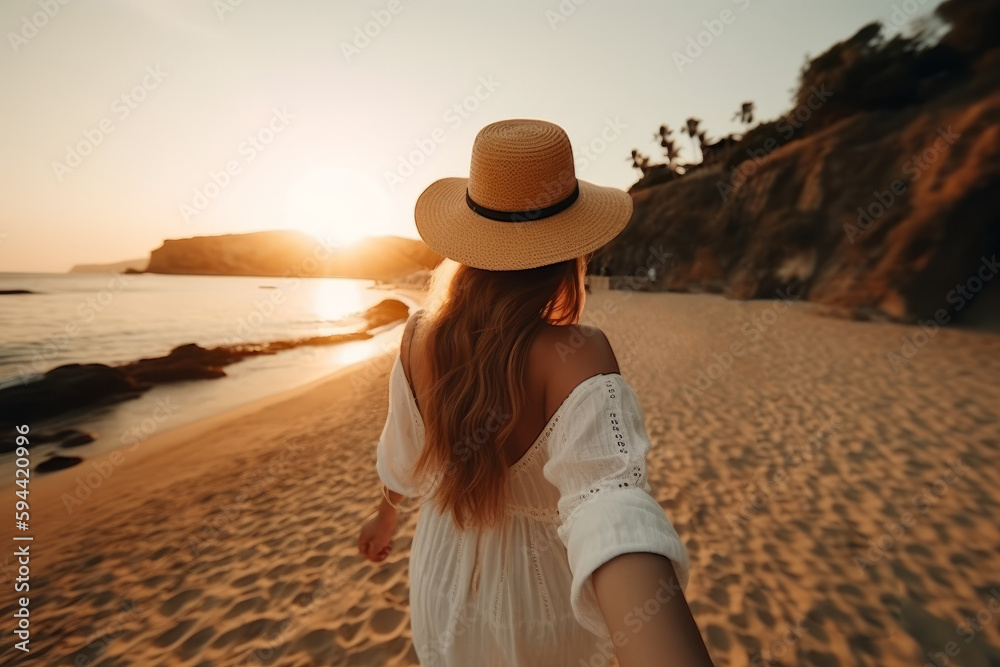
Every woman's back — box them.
[402,312,622,468]
[382,309,698,666]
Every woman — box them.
[358,119,714,666]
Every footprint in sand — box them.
[705,624,731,652]
[210,616,289,649]
[159,589,202,616]
[291,627,345,664]
[304,554,329,567]
[344,635,409,666]
[264,563,297,578]
[153,619,197,647]
[222,595,268,619]
[268,579,300,600]
[174,626,216,661]
[335,619,366,648]
[383,581,409,604]
[369,607,407,637]
[231,572,259,588]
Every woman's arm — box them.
[593,552,715,666]
[358,486,404,562]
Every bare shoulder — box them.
[530,323,621,416]
[399,309,424,370]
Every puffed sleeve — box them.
[542,374,690,640]
[375,352,426,498]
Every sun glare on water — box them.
[281,167,391,247]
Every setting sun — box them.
[281,166,391,246]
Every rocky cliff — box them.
[598,1,1000,327]
[143,231,442,281]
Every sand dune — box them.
[1,288,998,666]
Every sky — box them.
[0,0,944,273]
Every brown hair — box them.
[411,251,593,532]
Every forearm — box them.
[376,485,406,520]
[592,552,715,666]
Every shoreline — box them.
[0,286,425,480]
[18,348,398,503]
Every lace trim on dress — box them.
[506,505,560,523]
[528,520,554,622]
[558,376,651,525]
[510,414,561,475]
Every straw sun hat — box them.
[414,119,633,271]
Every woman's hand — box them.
[358,507,399,563]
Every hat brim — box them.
[415,177,633,271]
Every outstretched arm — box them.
[593,552,715,666]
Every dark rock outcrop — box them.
[364,299,411,330]
[0,364,145,426]
[0,299,411,428]
[120,344,240,384]
[36,456,83,473]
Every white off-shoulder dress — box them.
[376,352,691,667]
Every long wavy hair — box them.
[410,251,593,533]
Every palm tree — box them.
[732,101,755,126]
[627,149,651,175]
[681,117,702,163]
[653,124,681,168]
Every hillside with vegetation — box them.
[599,0,1000,326]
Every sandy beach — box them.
[3,287,999,666]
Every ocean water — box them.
[0,272,415,476]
